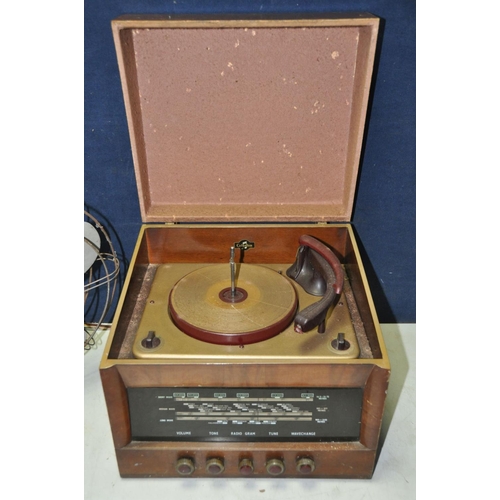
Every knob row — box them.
[175,456,315,476]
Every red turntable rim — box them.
[168,264,298,346]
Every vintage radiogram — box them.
[100,13,390,479]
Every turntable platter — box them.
[168,264,298,345]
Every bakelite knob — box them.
[331,332,350,351]
[296,457,315,474]
[238,458,254,476]
[175,457,195,476]
[266,458,285,476]
[141,330,160,349]
[206,457,225,475]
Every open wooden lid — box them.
[112,14,379,222]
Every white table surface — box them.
[84,323,415,500]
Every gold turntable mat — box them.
[132,263,360,360]
[168,264,297,345]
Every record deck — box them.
[100,14,390,479]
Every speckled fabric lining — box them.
[116,24,376,222]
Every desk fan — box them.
[84,210,120,351]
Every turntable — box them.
[100,13,390,479]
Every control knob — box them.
[266,458,285,476]
[238,458,254,476]
[175,457,195,476]
[296,457,315,474]
[206,457,225,475]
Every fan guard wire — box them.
[84,210,120,351]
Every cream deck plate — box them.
[132,263,359,360]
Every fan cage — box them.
[84,210,120,351]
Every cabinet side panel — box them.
[344,230,382,358]
[100,366,131,450]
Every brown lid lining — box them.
[113,18,378,222]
